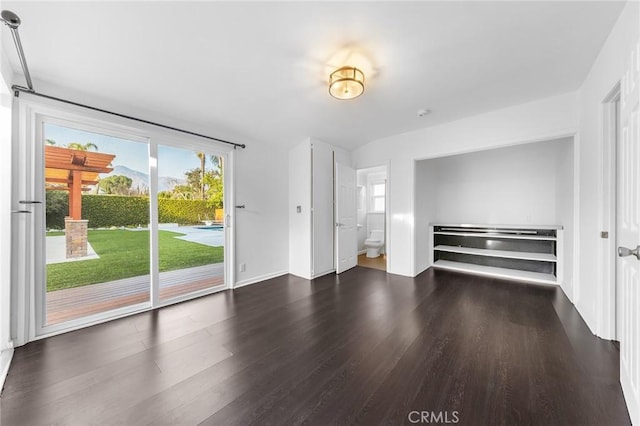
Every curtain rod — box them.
[12,85,246,149]
[2,10,246,150]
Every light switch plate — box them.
[601,231,609,239]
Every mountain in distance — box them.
[104,165,184,193]
[159,176,183,193]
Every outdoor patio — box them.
[46,263,224,325]
[45,226,225,325]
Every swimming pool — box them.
[195,225,224,230]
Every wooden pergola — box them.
[45,146,114,219]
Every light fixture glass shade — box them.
[329,66,365,100]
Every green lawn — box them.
[46,230,223,291]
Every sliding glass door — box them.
[43,122,152,325]
[156,145,226,301]
[12,109,231,338]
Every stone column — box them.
[65,217,89,259]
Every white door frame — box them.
[355,163,390,266]
[11,93,235,344]
[355,161,392,262]
[600,84,621,341]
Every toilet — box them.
[364,229,385,258]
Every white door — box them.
[335,162,357,273]
[617,39,640,425]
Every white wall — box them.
[414,161,437,274]
[0,47,14,388]
[576,1,639,338]
[431,141,560,225]
[234,140,289,286]
[353,91,579,277]
[555,139,575,301]
[414,138,574,287]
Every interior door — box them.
[335,162,357,273]
[617,39,640,425]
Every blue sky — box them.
[44,123,217,179]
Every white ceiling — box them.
[1,1,625,150]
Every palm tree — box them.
[67,142,98,151]
[209,154,223,177]
[197,152,206,200]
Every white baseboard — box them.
[234,270,288,289]
[415,263,431,277]
[312,269,335,279]
[0,348,14,394]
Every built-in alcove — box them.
[415,137,574,290]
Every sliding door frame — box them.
[12,94,235,344]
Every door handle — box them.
[618,245,640,260]
[336,223,344,227]
[18,200,42,204]
[12,210,31,213]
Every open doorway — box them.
[356,166,387,271]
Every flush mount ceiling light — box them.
[329,66,365,100]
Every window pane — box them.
[44,123,150,325]
[372,183,385,196]
[157,146,225,301]
[373,197,385,212]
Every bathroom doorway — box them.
[356,166,387,271]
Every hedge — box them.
[158,199,214,224]
[83,195,150,228]
[46,192,215,229]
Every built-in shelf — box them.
[434,245,557,262]
[432,223,563,230]
[432,260,558,285]
[430,224,562,285]
[434,231,556,241]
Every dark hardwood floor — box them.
[0,267,630,425]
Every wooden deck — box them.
[46,264,225,325]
